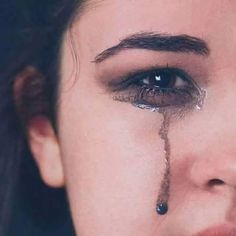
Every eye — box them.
[112,67,202,111]
[136,69,188,89]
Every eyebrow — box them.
[93,32,210,63]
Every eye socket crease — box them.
[93,31,210,63]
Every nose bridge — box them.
[205,80,236,142]
[189,86,236,189]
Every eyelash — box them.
[111,66,203,112]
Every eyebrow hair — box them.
[93,32,210,63]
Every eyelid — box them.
[109,66,198,92]
[109,64,207,113]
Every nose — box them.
[189,92,236,191]
[190,154,236,190]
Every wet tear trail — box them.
[127,87,206,216]
[155,89,206,215]
[156,112,171,216]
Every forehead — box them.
[71,0,236,60]
[78,0,235,32]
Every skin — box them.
[20,0,236,235]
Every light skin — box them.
[16,0,236,235]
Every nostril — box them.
[208,179,225,187]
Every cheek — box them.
[57,79,166,234]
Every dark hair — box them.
[0,1,84,235]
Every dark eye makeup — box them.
[109,66,204,112]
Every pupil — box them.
[151,71,175,88]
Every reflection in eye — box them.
[111,67,203,112]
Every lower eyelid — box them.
[112,79,205,116]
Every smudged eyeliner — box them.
[110,66,203,113]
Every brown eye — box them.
[112,67,202,110]
[138,69,187,89]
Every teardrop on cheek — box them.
[156,112,171,216]
[155,88,206,216]
[129,87,206,216]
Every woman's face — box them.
[42,1,236,235]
